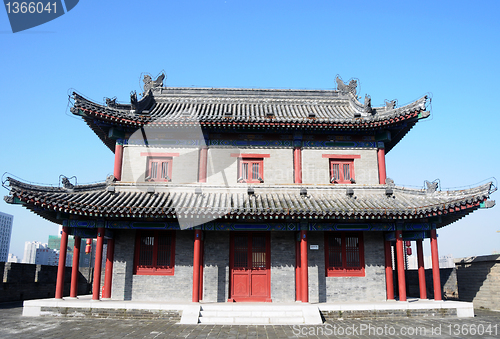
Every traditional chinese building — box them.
[4,75,495,305]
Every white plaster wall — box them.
[121,146,199,184]
[206,148,294,185]
[301,148,379,185]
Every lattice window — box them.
[134,231,175,275]
[146,157,172,182]
[330,159,355,184]
[325,232,364,277]
[238,158,264,183]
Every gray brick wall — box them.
[111,230,136,300]
[270,232,295,302]
[111,229,386,303]
[308,231,386,303]
[202,231,230,302]
[131,231,194,301]
[455,255,500,310]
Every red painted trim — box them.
[55,227,69,299]
[114,144,123,181]
[322,154,361,159]
[70,236,81,298]
[102,238,115,299]
[300,230,308,302]
[430,230,442,300]
[192,230,202,302]
[134,231,176,275]
[198,147,208,183]
[395,230,406,301]
[92,227,105,301]
[199,240,204,301]
[295,238,301,301]
[230,153,271,158]
[416,239,427,299]
[384,240,395,300]
[294,147,302,184]
[377,148,386,184]
[324,232,365,277]
[140,152,180,157]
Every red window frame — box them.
[238,158,264,184]
[324,232,365,277]
[329,159,355,184]
[134,230,176,275]
[146,157,173,182]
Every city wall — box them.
[0,262,93,302]
[454,255,500,310]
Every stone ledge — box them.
[38,306,181,320]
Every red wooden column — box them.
[384,240,395,300]
[377,147,386,184]
[395,230,406,301]
[300,230,308,302]
[114,141,123,181]
[295,238,302,301]
[430,229,442,300]
[102,238,115,299]
[55,226,69,299]
[192,230,202,302]
[92,228,105,301]
[198,147,208,183]
[294,147,302,184]
[70,236,81,298]
[416,239,427,299]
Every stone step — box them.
[197,304,322,325]
[198,316,305,325]
[200,310,304,317]
[200,305,300,311]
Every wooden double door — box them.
[229,232,271,302]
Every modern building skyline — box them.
[22,241,47,264]
[0,211,14,262]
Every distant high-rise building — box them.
[22,241,47,264]
[7,253,19,263]
[47,235,94,267]
[35,248,59,266]
[0,212,14,262]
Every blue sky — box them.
[0,1,498,259]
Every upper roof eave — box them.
[71,90,428,129]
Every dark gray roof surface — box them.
[71,86,428,152]
[5,177,492,228]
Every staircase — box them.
[197,304,322,325]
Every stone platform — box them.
[22,296,474,324]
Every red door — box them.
[229,232,271,302]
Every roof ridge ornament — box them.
[364,95,372,114]
[425,180,439,194]
[105,175,116,186]
[60,175,76,191]
[105,97,117,108]
[143,73,166,95]
[385,99,397,110]
[335,76,357,96]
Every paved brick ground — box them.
[1,302,499,338]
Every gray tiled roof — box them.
[71,87,428,152]
[72,88,427,126]
[5,177,492,228]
